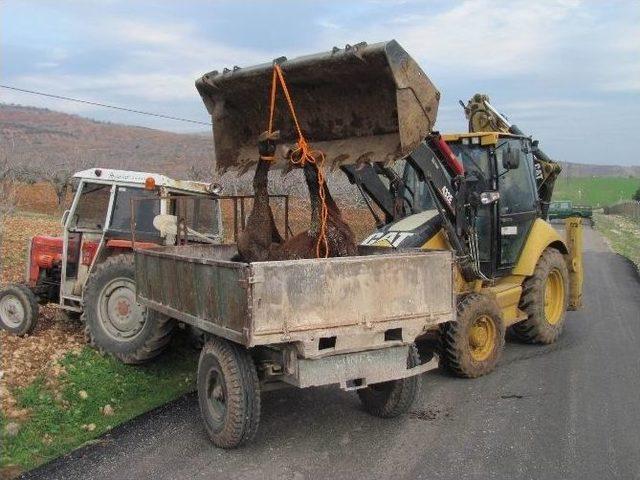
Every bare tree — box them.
[48,168,74,210]
[186,165,209,182]
[0,155,16,279]
[45,153,89,211]
[13,165,42,185]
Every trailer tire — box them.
[512,248,569,344]
[0,284,39,336]
[197,337,260,448]
[440,293,505,378]
[357,345,421,418]
[83,254,174,364]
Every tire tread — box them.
[82,254,173,364]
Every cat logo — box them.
[534,162,544,180]
[361,231,415,248]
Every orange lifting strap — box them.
[265,63,329,259]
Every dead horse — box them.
[235,135,284,263]
[271,161,357,260]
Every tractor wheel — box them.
[440,293,505,378]
[512,248,569,344]
[0,284,39,336]
[197,337,261,448]
[83,254,174,364]
[357,345,421,418]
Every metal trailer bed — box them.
[134,244,455,447]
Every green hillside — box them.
[552,176,639,207]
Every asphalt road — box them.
[23,227,640,480]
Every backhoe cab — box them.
[360,131,552,279]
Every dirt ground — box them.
[0,214,85,421]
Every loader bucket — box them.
[196,40,440,174]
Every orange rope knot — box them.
[265,63,329,258]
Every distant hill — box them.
[1,104,638,197]
[0,104,213,179]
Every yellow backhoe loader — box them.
[196,39,583,379]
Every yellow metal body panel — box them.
[512,219,568,276]
[421,230,469,294]
[441,131,525,146]
[484,278,527,327]
[565,217,584,310]
[422,229,450,250]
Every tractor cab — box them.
[1,167,225,357]
[56,168,223,313]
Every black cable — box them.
[0,84,212,126]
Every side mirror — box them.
[502,144,520,170]
[60,209,70,227]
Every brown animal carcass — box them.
[271,161,357,260]
[236,138,284,262]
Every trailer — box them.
[134,244,454,447]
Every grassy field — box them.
[1,342,197,473]
[553,176,639,207]
[593,213,640,268]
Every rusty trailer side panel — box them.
[135,244,250,343]
[135,245,454,356]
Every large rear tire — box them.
[440,293,505,378]
[0,284,39,336]
[83,254,174,364]
[357,345,421,418]
[197,337,261,448]
[512,248,569,344]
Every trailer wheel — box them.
[440,293,505,378]
[512,248,569,344]
[0,284,39,336]
[197,337,260,448]
[357,345,421,418]
[83,254,174,364]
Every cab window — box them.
[170,195,222,239]
[449,143,493,263]
[73,183,111,230]
[496,138,538,266]
[402,161,435,212]
[496,139,537,215]
[109,187,160,238]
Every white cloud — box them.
[312,0,585,77]
[598,21,640,92]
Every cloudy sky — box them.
[1,0,638,165]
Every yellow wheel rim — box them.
[544,269,565,325]
[469,315,496,362]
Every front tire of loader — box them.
[0,284,39,336]
[512,248,569,344]
[357,345,421,418]
[440,293,505,378]
[83,254,174,364]
[197,337,261,448]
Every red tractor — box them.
[0,168,223,363]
